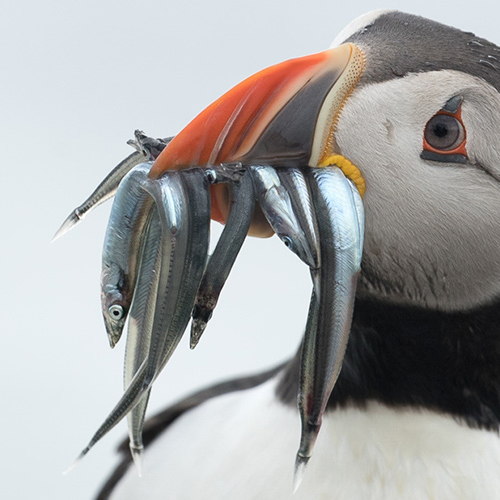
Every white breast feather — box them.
[109,377,500,499]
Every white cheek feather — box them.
[462,86,500,182]
[334,70,500,310]
[110,377,500,500]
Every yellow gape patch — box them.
[318,154,366,197]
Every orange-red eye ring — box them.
[422,107,467,161]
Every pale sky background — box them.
[2,0,500,498]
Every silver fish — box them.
[276,167,320,270]
[77,168,210,459]
[294,167,364,491]
[53,134,172,241]
[249,165,317,268]
[100,162,154,348]
[126,169,211,464]
[77,173,187,460]
[348,178,365,249]
[124,209,162,475]
[52,151,146,241]
[156,168,211,367]
[140,168,210,387]
[191,169,255,348]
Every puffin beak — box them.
[150,43,366,235]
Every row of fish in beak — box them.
[57,133,364,488]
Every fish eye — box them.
[424,113,465,151]
[281,235,294,249]
[205,168,217,184]
[108,304,124,320]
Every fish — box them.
[123,208,162,475]
[53,134,173,241]
[276,167,320,270]
[100,162,154,348]
[124,169,212,468]
[249,165,317,268]
[52,151,146,241]
[294,166,364,491]
[347,177,365,248]
[156,168,212,364]
[77,168,210,459]
[191,169,255,348]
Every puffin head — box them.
[334,10,500,311]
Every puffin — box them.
[96,10,500,499]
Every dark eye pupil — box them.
[433,123,449,138]
[281,235,293,249]
[108,304,124,320]
[424,113,464,151]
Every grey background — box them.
[2,1,499,498]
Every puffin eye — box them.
[424,114,465,151]
[108,304,124,320]
[421,102,467,164]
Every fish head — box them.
[100,262,130,348]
